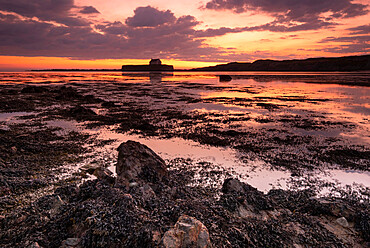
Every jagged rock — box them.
[222,178,246,194]
[139,184,156,201]
[61,238,81,247]
[80,164,114,184]
[80,163,100,174]
[116,140,167,187]
[161,215,212,248]
[93,167,115,184]
[336,217,349,228]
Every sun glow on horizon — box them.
[0,56,221,72]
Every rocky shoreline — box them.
[0,73,369,247]
[1,140,369,247]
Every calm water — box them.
[1,71,369,194]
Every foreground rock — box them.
[162,215,211,248]
[116,140,168,187]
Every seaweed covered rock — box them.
[66,106,97,120]
[21,86,48,94]
[116,140,167,187]
[221,178,272,212]
[161,215,212,248]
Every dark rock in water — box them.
[161,215,212,248]
[219,75,232,82]
[116,140,167,187]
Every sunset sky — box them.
[0,0,369,71]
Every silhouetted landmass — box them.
[192,55,370,71]
[122,64,174,71]
[29,55,370,72]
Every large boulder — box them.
[221,178,247,194]
[161,215,212,248]
[116,140,167,187]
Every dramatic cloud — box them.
[194,19,335,38]
[80,6,100,14]
[323,43,370,53]
[194,27,248,37]
[204,0,369,31]
[347,24,370,35]
[320,35,370,43]
[0,0,89,26]
[0,0,74,18]
[319,34,370,54]
[96,21,126,35]
[125,6,176,27]
[0,12,109,56]
[204,0,368,18]
[0,0,368,63]
[0,5,228,61]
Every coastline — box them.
[27,54,370,72]
[0,72,369,247]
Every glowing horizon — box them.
[0,0,369,71]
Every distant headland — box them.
[191,55,370,72]
[29,55,370,72]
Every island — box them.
[122,59,174,71]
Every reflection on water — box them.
[1,71,369,194]
[45,119,370,193]
[0,111,34,122]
